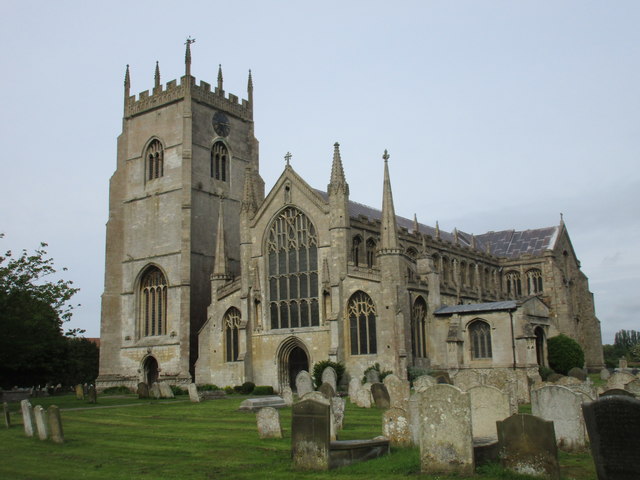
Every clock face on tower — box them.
[212,111,230,137]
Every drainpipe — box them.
[509,310,517,370]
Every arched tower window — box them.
[366,238,377,268]
[139,266,167,337]
[224,307,241,362]
[351,235,362,266]
[527,268,543,295]
[347,291,377,355]
[411,297,427,359]
[146,139,164,181]
[469,320,492,359]
[506,270,522,297]
[267,207,319,329]
[211,141,228,181]
[534,326,546,366]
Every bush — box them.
[407,366,431,384]
[311,360,345,388]
[102,386,132,395]
[547,334,585,375]
[224,386,235,395]
[362,363,392,384]
[197,384,220,392]
[170,385,186,396]
[233,382,255,394]
[538,365,555,381]
[252,386,274,395]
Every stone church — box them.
[97,46,604,395]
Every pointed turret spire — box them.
[241,166,258,215]
[328,142,349,196]
[421,233,427,252]
[435,221,441,240]
[212,197,228,278]
[413,214,419,234]
[217,64,224,94]
[453,228,459,244]
[185,37,195,77]
[154,61,160,89]
[322,258,331,287]
[560,212,564,226]
[471,234,477,249]
[247,69,253,104]
[380,150,400,251]
[124,64,130,98]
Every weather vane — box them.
[185,36,196,46]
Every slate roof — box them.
[314,189,560,259]
[434,301,518,315]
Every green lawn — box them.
[0,394,596,480]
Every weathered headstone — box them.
[567,367,587,381]
[137,382,150,399]
[383,374,410,410]
[419,384,474,475]
[150,382,161,399]
[624,378,640,397]
[348,378,360,400]
[187,383,200,403]
[295,370,314,398]
[331,397,345,431]
[353,388,372,408]
[600,388,635,398]
[291,399,331,470]
[582,396,640,480]
[531,385,587,451]
[430,370,452,385]
[556,376,583,386]
[87,385,97,404]
[3,402,10,428]
[321,366,337,392]
[382,407,411,447]
[365,369,380,384]
[256,407,282,439]
[34,405,48,440]
[74,384,84,400]
[600,368,610,381]
[453,369,483,392]
[497,414,560,479]
[302,391,335,440]
[281,386,294,406]
[408,393,420,446]
[20,400,35,437]
[468,385,510,442]
[413,375,436,393]
[159,383,174,399]
[619,358,628,369]
[370,383,390,409]
[607,371,636,390]
[318,382,335,399]
[47,405,64,444]
[547,373,564,383]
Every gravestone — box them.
[430,370,452,385]
[87,385,97,404]
[48,405,64,444]
[619,358,628,369]
[556,376,582,386]
[348,378,360,400]
[239,396,287,411]
[600,388,635,398]
[383,374,410,410]
[531,386,586,451]
[413,375,436,393]
[382,407,411,447]
[566,383,597,401]
[453,369,483,392]
[159,383,174,399]
[468,385,510,442]
[418,384,474,475]
[353,388,372,408]
[606,372,636,390]
[20,400,35,437]
[3,402,10,428]
[547,373,564,383]
[34,405,48,440]
[582,396,640,480]
[256,407,282,439]
[331,397,345,431]
[75,384,84,400]
[291,399,331,470]
[281,386,293,406]
[321,366,338,392]
[600,368,610,381]
[187,383,200,403]
[137,382,150,399]
[624,378,640,397]
[302,392,335,440]
[567,367,587,381]
[150,382,161,399]
[365,369,380,384]
[370,383,390,409]
[295,370,314,398]
[497,414,559,480]
[408,393,420,446]
[318,382,336,399]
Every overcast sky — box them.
[1,1,638,343]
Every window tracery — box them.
[146,139,164,180]
[224,307,241,362]
[211,141,228,181]
[351,235,362,266]
[139,266,167,337]
[506,270,522,297]
[366,238,377,268]
[411,297,427,358]
[469,320,492,359]
[526,269,543,295]
[348,291,377,355]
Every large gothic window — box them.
[146,139,164,180]
[506,270,522,297]
[347,291,377,355]
[526,269,543,295]
[139,266,167,337]
[224,307,241,362]
[267,207,319,329]
[469,320,492,359]
[211,141,228,181]
[411,297,427,358]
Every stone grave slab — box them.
[281,386,293,406]
[468,385,510,442]
[382,407,411,447]
[331,397,345,431]
[3,402,10,428]
[321,366,337,392]
[256,407,282,439]
[137,382,150,399]
[600,368,610,380]
[150,382,161,399]
[370,383,390,409]
[291,399,331,470]
[239,396,287,411]
[353,388,372,408]
[383,374,410,410]
[295,370,314,397]
[188,383,200,403]
[408,393,420,446]
[20,400,35,437]
[159,383,174,399]
[531,385,587,451]
[34,405,48,440]
[48,405,64,444]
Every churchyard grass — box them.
[3,393,183,413]
[0,396,596,479]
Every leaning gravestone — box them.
[75,384,84,400]
[497,414,560,480]
[87,385,97,404]
[382,407,411,447]
[383,374,410,411]
[321,366,338,392]
[600,388,635,398]
[413,375,436,393]
[370,383,390,409]
[188,383,200,403]
[624,378,640,397]
[3,402,10,428]
[365,369,380,384]
[419,384,474,476]
[20,400,35,437]
[606,372,636,390]
[353,388,372,408]
[34,405,48,440]
[295,370,314,398]
[582,396,640,480]
[291,399,331,470]
[348,378,360,401]
[468,385,510,442]
[531,385,587,451]
[281,386,294,406]
[150,382,161,399]
[256,407,282,439]
[159,383,174,399]
[318,382,336,399]
[567,367,587,381]
[48,405,64,444]
[137,382,150,399]
[331,397,345,431]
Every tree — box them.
[547,334,585,375]
[0,236,84,388]
[614,329,640,358]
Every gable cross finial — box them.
[185,36,196,46]
[284,152,292,166]
[383,149,390,162]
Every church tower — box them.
[98,41,263,388]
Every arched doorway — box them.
[534,327,545,366]
[143,356,159,385]
[277,337,310,391]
